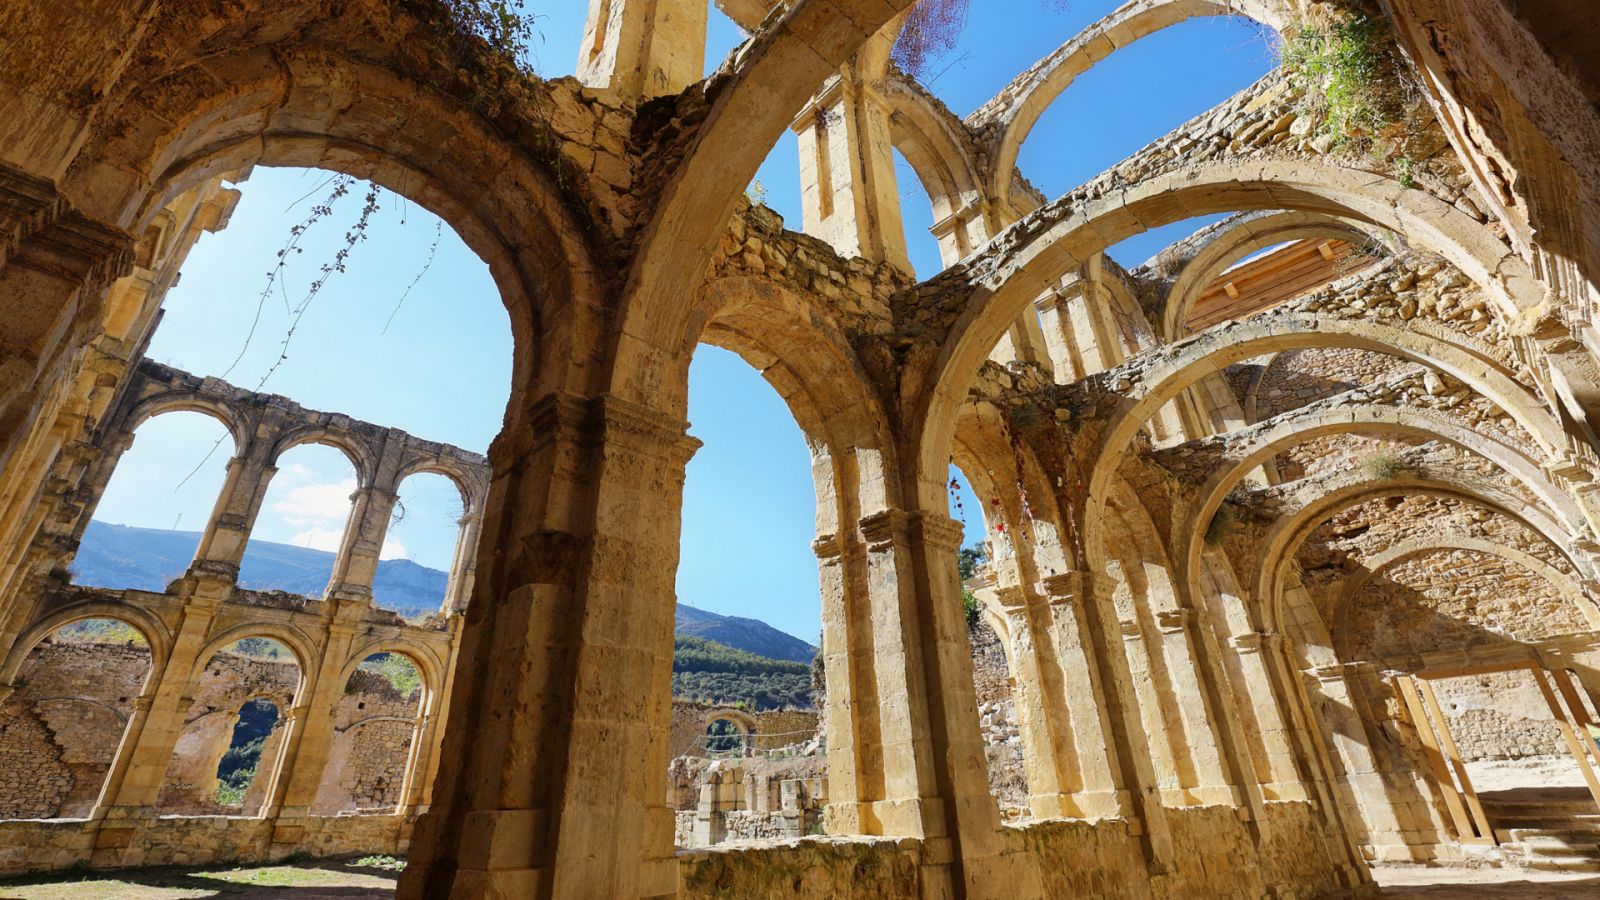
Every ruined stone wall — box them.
[666,701,822,762]
[311,668,422,814]
[0,640,150,818]
[1348,550,1583,661]
[1435,671,1566,761]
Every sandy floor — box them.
[7,856,1600,898]
[1464,755,1590,796]
[0,858,400,899]
[1374,865,1600,898]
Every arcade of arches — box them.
[2,0,1600,896]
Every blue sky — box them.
[88,2,1274,643]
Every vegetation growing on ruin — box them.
[358,653,424,701]
[1279,13,1426,188]
[959,544,988,630]
[1204,504,1239,548]
[1361,452,1404,480]
[672,636,814,710]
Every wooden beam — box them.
[1396,676,1487,842]
[1416,677,1495,844]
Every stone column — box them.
[89,593,221,858]
[1149,608,1235,805]
[0,176,133,614]
[323,485,398,602]
[1304,662,1423,862]
[188,438,280,594]
[1039,573,1125,819]
[813,528,882,834]
[398,393,698,900]
[857,508,1023,894]
[576,0,708,101]
[792,70,912,275]
[406,621,463,814]
[1084,573,1174,867]
[262,601,364,852]
[991,594,1081,820]
[441,511,482,614]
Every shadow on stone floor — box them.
[1378,875,1600,898]
[0,859,398,899]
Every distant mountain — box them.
[675,603,817,664]
[75,521,446,618]
[75,522,821,663]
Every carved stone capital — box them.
[1155,608,1192,634]
[911,512,965,554]
[859,509,911,550]
[812,533,843,560]
[1041,572,1081,603]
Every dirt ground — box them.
[1374,865,1600,898]
[0,858,401,899]
[6,856,1600,897]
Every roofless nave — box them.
[2,0,1600,896]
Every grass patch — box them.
[352,854,407,871]
[1361,453,1404,480]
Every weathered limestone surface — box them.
[0,0,1597,894]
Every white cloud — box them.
[272,478,356,527]
[380,535,409,560]
[289,526,344,553]
[281,462,315,479]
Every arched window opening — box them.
[1017,17,1277,200]
[147,168,511,449]
[894,147,949,279]
[381,472,469,620]
[670,344,825,848]
[240,443,359,599]
[310,652,425,815]
[77,411,237,591]
[949,462,1033,820]
[705,1,745,76]
[0,619,153,820]
[705,716,750,757]
[158,637,299,817]
[214,699,279,809]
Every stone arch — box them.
[0,604,169,688]
[1329,535,1598,659]
[186,625,316,700]
[1175,404,1591,604]
[1253,475,1584,638]
[62,30,604,415]
[610,0,914,415]
[1154,210,1386,340]
[266,427,379,491]
[393,457,487,517]
[918,156,1544,517]
[1070,318,1570,589]
[971,0,1290,209]
[338,639,444,707]
[122,395,250,456]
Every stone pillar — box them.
[792,70,912,275]
[814,525,884,834]
[262,601,364,853]
[89,593,221,855]
[441,511,482,614]
[1302,662,1424,862]
[0,173,133,614]
[1039,573,1126,819]
[396,624,460,813]
[188,443,280,590]
[576,0,708,101]
[399,393,698,900]
[1227,630,1308,801]
[1150,607,1239,807]
[856,508,1024,895]
[323,485,398,602]
[1084,573,1174,867]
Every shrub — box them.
[1361,453,1403,480]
